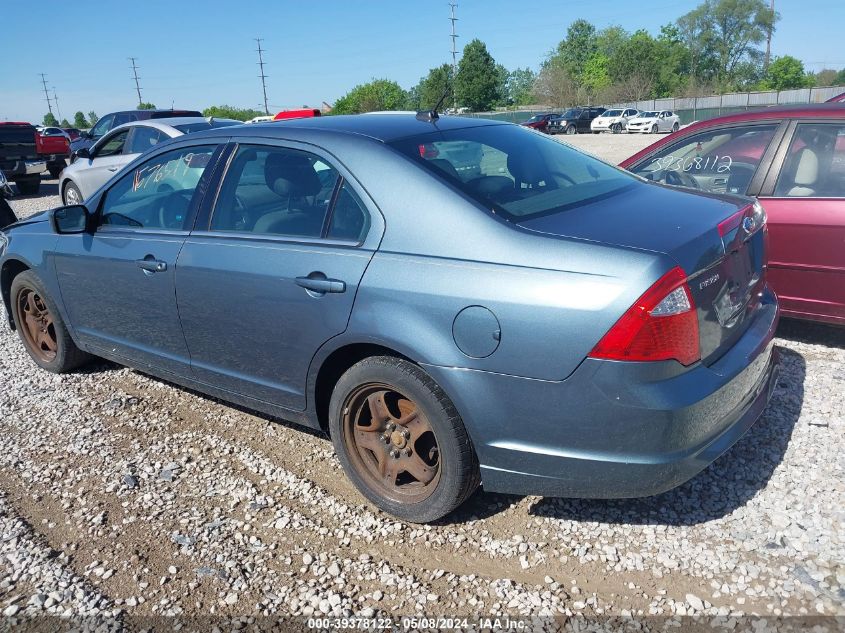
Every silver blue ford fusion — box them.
[0,114,779,522]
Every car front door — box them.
[758,121,845,324]
[75,129,134,198]
[578,110,592,133]
[52,142,223,373]
[176,141,382,410]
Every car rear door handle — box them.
[135,258,167,273]
[296,275,346,294]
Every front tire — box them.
[651,124,658,134]
[611,123,622,134]
[10,270,90,372]
[565,125,576,135]
[329,356,480,523]
[63,181,83,206]
[672,122,680,132]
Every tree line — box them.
[331,0,845,114]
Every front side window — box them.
[126,126,167,155]
[773,123,845,198]
[94,131,129,158]
[210,145,339,238]
[391,124,635,222]
[89,114,114,138]
[630,123,778,195]
[99,145,217,230]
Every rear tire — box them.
[15,178,40,196]
[10,270,90,373]
[329,356,480,523]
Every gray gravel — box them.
[2,148,844,627]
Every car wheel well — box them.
[1,259,30,330]
[314,343,412,434]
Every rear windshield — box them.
[173,120,242,134]
[389,124,635,222]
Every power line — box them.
[52,87,62,122]
[39,74,53,115]
[128,57,143,106]
[255,38,270,115]
[449,3,459,108]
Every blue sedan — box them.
[0,114,780,522]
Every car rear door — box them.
[53,141,225,373]
[175,140,384,411]
[758,120,845,324]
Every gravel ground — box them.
[2,144,844,631]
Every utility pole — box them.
[449,3,459,109]
[255,38,270,115]
[39,74,53,115]
[764,0,774,72]
[128,57,143,106]
[52,88,62,122]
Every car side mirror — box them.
[75,147,91,160]
[52,205,91,234]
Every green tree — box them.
[554,19,598,81]
[73,111,88,128]
[60,118,71,128]
[42,113,59,126]
[596,26,629,61]
[416,64,452,111]
[708,0,778,88]
[759,55,812,90]
[137,102,156,110]
[202,105,266,121]
[836,69,845,85]
[455,39,500,111]
[507,68,537,106]
[677,3,716,82]
[582,53,611,99]
[331,80,408,114]
[87,111,99,127]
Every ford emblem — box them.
[742,217,756,233]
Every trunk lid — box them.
[519,182,766,365]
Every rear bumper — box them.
[0,160,46,178]
[423,287,780,498]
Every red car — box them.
[520,113,556,133]
[827,92,845,103]
[620,104,845,326]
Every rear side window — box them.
[210,145,339,238]
[327,182,370,242]
[774,123,845,197]
[630,123,778,195]
[391,124,634,222]
[126,127,168,155]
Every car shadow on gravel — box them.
[526,345,806,527]
[13,180,59,199]
[776,317,845,348]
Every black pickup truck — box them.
[0,122,45,195]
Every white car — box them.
[60,117,241,205]
[626,110,680,134]
[244,115,275,124]
[590,108,639,134]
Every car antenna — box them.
[416,86,452,122]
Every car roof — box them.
[685,103,845,129]
[108,117,241,136]
[184,113,508,143]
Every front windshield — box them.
[603,110,623,117]
[640,112,658,118]
[560,109,579,119]
[389,124,636,222]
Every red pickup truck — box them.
[35,127,71,178]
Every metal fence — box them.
[470,85,845,125]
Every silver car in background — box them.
[60,117,242,204]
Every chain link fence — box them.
[470,85,845,125]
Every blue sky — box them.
[1,0,843,122]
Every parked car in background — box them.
[245,116,274,124]
[273,108,321,121]
[70,109,203,153]
[621,103,845,326]
[547,107,606,134]
[60,117,240,204]
[590,108,639,134]
[0,122,45,194]
[0,169,15,227]
[62,128,83,140]
[627,111,680,134]
[2,114,779,522]
[36,128,71,178]
[826,92,845,103]
[520,113,557,133]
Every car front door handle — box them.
[135,258,167,273]
[295,275,346,294]
[107,166,119,172]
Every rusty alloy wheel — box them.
[341,383,441,504]
[14,287,58,363]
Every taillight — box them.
[589,266,700,366]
